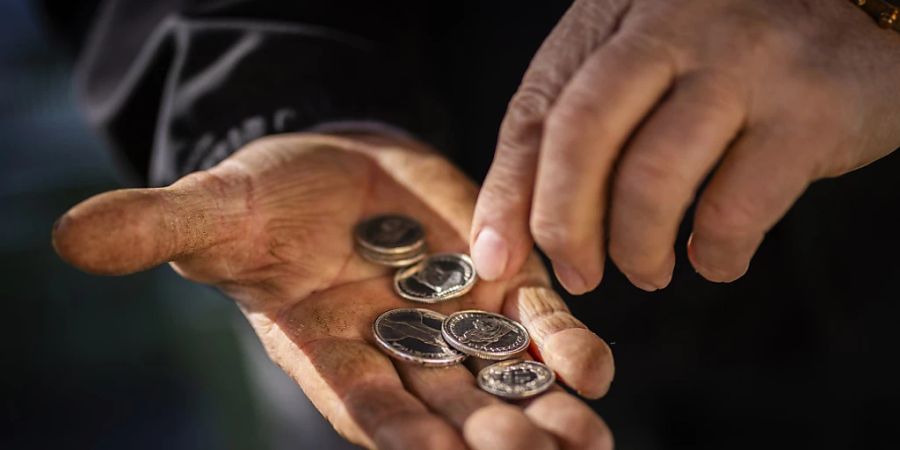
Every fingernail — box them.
[626,270,672,291]
[660,270,673,288]
[628,277,660,292]
[687,232,752,283]
[471,227,509,281]
[553,262,587,294]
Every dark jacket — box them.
[41,0,570,186]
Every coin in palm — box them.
[477,360,555,399]
[442,310,529,359]
[355,214,426,266]
[373,308,465,367]
[394,253,476,303]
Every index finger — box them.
[470,0,632,282]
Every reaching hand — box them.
[53,133,615,450]
[471,0,900,293]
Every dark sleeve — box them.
[42,0,449,186]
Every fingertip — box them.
[623,267,673,292]
[542,328,614,399]
[50,212,76,267]
[552,261,600,295]
[686,232,752,283]
[51,190,168,275]
[657,270,674,290]
[525,392,614,450]
[609,250,675,292]
[693,262,747,283]
[375,413,466,450]
[471,226,510,281]
[623,276,661,292]
[464,404,556,450]
[471,195,535,283]
[51,201,131,275]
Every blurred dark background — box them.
[3,0,900,449]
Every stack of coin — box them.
[355,214,427,267]
[357,214,554,399]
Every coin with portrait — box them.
[442,310,530,359]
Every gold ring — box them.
[851,0,900,32]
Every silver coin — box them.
[477,360,555,399]
[373,308,466,367]
[394,253,477,303]
[357,244,426,268]
[442,310,529,359]
[355,214,425,255]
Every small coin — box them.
[373,308,466,367]
[441,310,530,360]
[355,214,425,255]
[356,244,426,268]
[394,253,477,303]
[477,360,555,400]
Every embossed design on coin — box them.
[355,214,424,254]
[442,310,530,359]
[373,308,465,366]
[477,360,555,399]
[394,253,476,303]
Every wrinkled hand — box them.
[53,133,614,450]
[471,0,900,293]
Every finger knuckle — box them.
[529,212,599,260]
[615,154,690,215]
[725,10,792,61]
[530,213,578,258]
[612,28,679,67]
[682,72,746,117]
[187,164,254,204]
[526,308,584,343]
[575,0,628,24]
[694,193,761,240]
[499,85,554,151]
[481,170,530,209]
[508,85,553,122]
[546,95,602,136]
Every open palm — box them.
[53,133,614,449]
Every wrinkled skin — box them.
[53,133,615,450]
[471,0,900,293]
